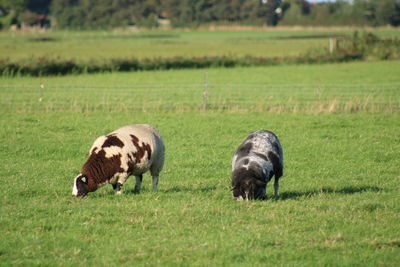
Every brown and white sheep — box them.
[72,124,164,197]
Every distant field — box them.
[1,28,400,61]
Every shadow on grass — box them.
[87,185,217,197]
[88,185,383,200]
[279,185,383,201]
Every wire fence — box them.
[1,81,399,113]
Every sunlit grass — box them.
[0,112,399,265]
[2,28,400,61]
[1,36,399,264]
[1,60,399,113]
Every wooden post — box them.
[203,72,208,110]
[329,38,337,54]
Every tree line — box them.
[1,0,400,29]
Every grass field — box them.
[1,60,399,113]
[1,112,399,266]
[1,28,400,61]
[1,28,400,265]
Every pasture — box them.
[1,60,400,113]
[1,111,399,266]
[1,29,400,266]
[1,28,400,61]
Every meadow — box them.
[0,29,352,60]
[1,29,400,266]
[2,28,400,76]
[1,28,400,61]
[1,111,399,266]
[1,60,400,113]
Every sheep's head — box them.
[232,177,266,201]
[72,174,95,197]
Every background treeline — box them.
[1,0,400,29]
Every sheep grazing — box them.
[72,124,164,197]
[231,130,283,201]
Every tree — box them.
[351,0,400,26]
[0,0,52,27]
[27,0,52,14]
[0,0,27,27]
[258,0,282,26]
[374,0,400,26]
[51,0,161,29]
[279,0,305,25]
[0,0,27,13]
[7,0,398,29]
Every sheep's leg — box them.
[152,175,159,192]
[274,177,279,198]
[134,174,143,193]
[150,156,163,193]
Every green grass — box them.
[2,28,400,61]
[1,60,399,113]
[1,55,399,265]
[2,29,400,77]
[1,112,399,266]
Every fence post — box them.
[203,72,208,110]
[329,38,337,54]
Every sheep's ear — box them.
[81,176,88,184]
[254,179,266,187]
